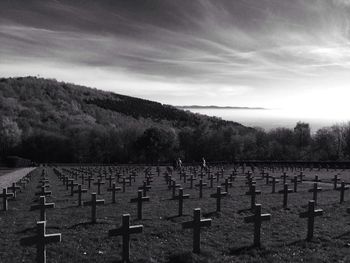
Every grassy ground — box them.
[1,165,350,262]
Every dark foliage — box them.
[1,77,349,163]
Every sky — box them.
[1,0,350,120]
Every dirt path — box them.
[0,167,37,189]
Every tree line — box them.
[2,116,350,163]
[1,77,350,164]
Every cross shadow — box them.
[16,227,36,234]
[237,208,252,214]
[166,251,196,263]
[229,244,258,255]
[164,215,181,220]
[334,231,350,239]
[203,211,220,218]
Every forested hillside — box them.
[0,77,253,163]
[1,77,350,164]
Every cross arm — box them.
[129,225,143,234]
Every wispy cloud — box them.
[1,0,350,112]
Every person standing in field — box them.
[177,158,182,170]
[201,157,206,171]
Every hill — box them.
[0,77,254,163]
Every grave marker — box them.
[7,183,21,199]
[73,185,88,206]
[182,208,211,253]
[20,221,61,263]
[83,193,105,223]
[130,190,150,220]
[210,186,227,212]
[244,204,271,247]
[246,184,261,210]
[299,200,323,241]
[0,188,14,211]
[195,179,207,198]
[278,184,293,208]
[108,183,122,204]
[308,183,322,204]
[174,188,190,216]
[336,181,349,204]
[94,179,105,195]
[30,196,55,221]
[108,214,143,263]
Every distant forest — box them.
[1,77,350,164]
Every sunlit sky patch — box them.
[1,0,350,120]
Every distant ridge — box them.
[176,105,267,110]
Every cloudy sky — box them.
[1,0,350,118]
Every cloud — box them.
[1,0,350,111]
[333,0,350,6]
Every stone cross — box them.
[108,183,122,203]
[182,172,187,183]
[229,171,236,182]
[174,188,190,216]
[188,175,196,189]
[182,208,212,254]
[30,196,55,221]
[291,176,298,193]
[308,183,322,204]
[145,176,153,186]
[0,188,14,211]
[279,184,293,208]
[85,176,94,189]
[313,175,321,182]
[73,185,88,206]
[265,173,270,185]
[210,186,227,212]
[70,180,78,196]
[209,174,216,188]
[94,179,105,195]
[80,174,85,185]
[336,181,349,204]
[138,181,151,197]
[299,200,323,241]
[83,193,105,223]
[106,174,115,188]
[221,178,232,192]
[246,184,261,210]
[20,221,61,263]
[121,177,129,193]
[169,180,181,199]
[35,186,52,197]
[108,214,143,263]
[7,182,21,199]
[62,176,67,186]
[332,174,340,190]
[66,178,73,191]
[195,179,207,198]
[271,177,279,193]
[244,204,271,247]
[281,173,288,185]
[130,190,150,220]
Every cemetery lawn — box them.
[1,167,350,262]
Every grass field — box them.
[1,165,350,262]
